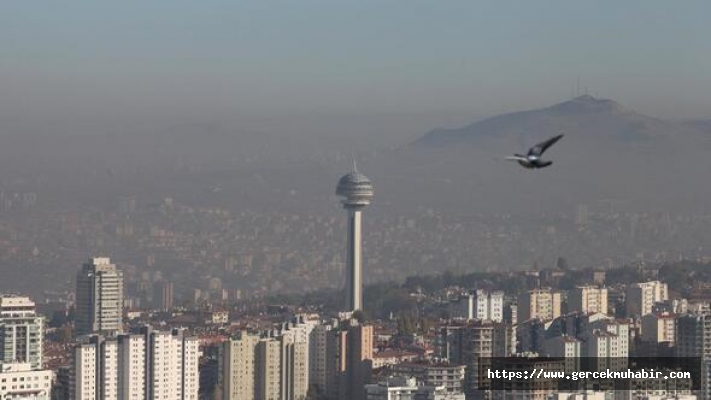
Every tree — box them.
[557,257,570,271]
[352,310,366,324]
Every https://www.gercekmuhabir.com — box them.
[487,368,692,381]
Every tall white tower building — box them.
[335,163,374,312]
[0,295,45,369]
[75,257,124,336]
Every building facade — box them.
[449,290,504,322]
[625,281,668,317]
[0,296,44,370]
[568,286,608,315]
[0,362,52,400]
[364,376,465,400]
[75,257,124,336]
[68,328,199,400]
[518,289,562,322]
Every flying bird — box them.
[506,134,564,169]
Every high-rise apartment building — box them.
[436,321,513,397]
[0,295,44,370]
[580,319,629,372]
[69,327,199,400]
[220,332,260,400]
[75,257,124,336]
[117,334,146,400]
[325,329,348,400]
[152,281,174,312]
[490,356,566,400]
[640,312,675,344]
[220,322,313,400]
[542,336,582,373]
[279,331,308,400]
[676,313,711,399]
[449,290,504,322]
[568,286,608,315]
[321,322,374,400]
[676,313,711,358]
[517,289,562,322]
[308,323,332,394]
[625,281,668,317]
[256,338,281,400]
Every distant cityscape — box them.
[3,171,711,400]
[3,188,711,306]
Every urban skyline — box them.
[1,1,710,399]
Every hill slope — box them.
[365,95,711,214]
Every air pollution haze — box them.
[4,4,711,400]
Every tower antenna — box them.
[576,78,581,97]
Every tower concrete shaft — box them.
[345,208,363,311]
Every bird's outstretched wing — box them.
[505,155,528,162]
[528,134,564,157]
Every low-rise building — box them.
[365,376,465,400]
[0,362,53,400]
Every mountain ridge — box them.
[412,95,698,148]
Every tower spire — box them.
[352,158,358,173]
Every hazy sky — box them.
[1,0,710,129]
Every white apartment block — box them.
[69,327,199,400]
[117,334,145,400]
[279,331,308,400]
[640,313,675,343]
[0,362,53,400]
[221,332,260,400]
[625,281,668,317]
[308,324,332,393]
[581,320,629,371]
[0,296,44,370]
[517,289,562,322]
[568,286,608,315]
[449,290,504,322]
[257,338,281,400]
[75,257,124,336]
[221,324,313,400]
